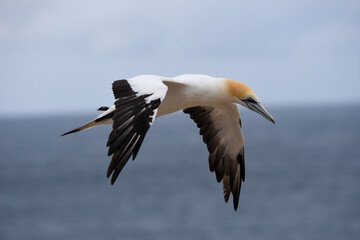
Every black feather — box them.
[97,106,109,111]
[106,79,162,184]
[183,105,245,211]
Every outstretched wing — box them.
[183,103,245,211]
[107,75,168,184]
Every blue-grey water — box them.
[0,105,359,240]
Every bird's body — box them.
[62,74,275,211]
[158,74,231,116]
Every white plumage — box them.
[62,74,275,211]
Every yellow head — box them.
[225,79,258,101]
[225,79,275,124]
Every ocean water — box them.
[0,105,359,240]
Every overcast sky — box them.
[0,0,359,116]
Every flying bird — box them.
[62,74,275,210]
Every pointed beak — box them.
[247,102,275,124]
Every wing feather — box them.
[184,103,245,211]
[106,76,167,184]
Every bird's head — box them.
[225,79,275,124]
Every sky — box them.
[0,0,359,116]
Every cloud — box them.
[0,0,359,115]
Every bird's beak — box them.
[247,102,275,124]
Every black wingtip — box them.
[61,129,80,136]
[97,106,110,111]
[107,170,116,185]
[106,168,112,178]
[232,184,241,211]
[234,203,238,211]
[111,174,118,185]
[233,192,240,211]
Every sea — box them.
[0,105,359,240]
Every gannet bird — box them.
[62,74,275,211]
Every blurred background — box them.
[0,0,359,239]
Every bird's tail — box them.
[61,120,102,136]
[61,106,114,136]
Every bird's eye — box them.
[245,97,257,104]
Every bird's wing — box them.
[107,76,168,184]
[183,103,245,211]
